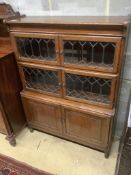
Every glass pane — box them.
[23,67,59,94]
[65,73,111,104]
[16,37,56,61]
[63,40,116,69]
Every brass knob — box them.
[59,82,62,86]
[60,51,63,55]
[56,50,59,54]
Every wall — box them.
[0,0,131,138]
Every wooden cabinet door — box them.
[11,32,60,66]
[21,95,63,135]
[62,69,117,108]
[60,35,121,73]
[63,107,111,148]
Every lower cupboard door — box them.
[22,97,63,135]
[63,107,111,148]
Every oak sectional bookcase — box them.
[7,16,129,157]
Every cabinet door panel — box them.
[22,96,63,134]
[63,107,110,147]
[60,35,121,73]
[63,69,117,108]
[11,33,60,65]
[19,64,62,97]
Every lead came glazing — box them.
[16,37,56,61]
[66,73,111,104]
[63,40,116,68]
[23,67,59,94]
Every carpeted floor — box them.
[0,153,52,175]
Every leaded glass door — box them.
[62,69,117,108]
[19,64,62,97]
[60,35,121,73]
[11,33,60,65]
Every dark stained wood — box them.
[0,3,21,37]
[0,20,9,37]
[0,40,12,135]
[0,3,26,145]
[0,51,26,144]
[0,38,12,56]
[7,16,129,157]
[0,51,24,139]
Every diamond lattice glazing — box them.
[64,40,116,68]
[66,73,111,104]
[16,37,56,61]
[23,67,59,94]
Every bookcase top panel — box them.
[7,16,129,27]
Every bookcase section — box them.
[60,35,121,73]
[12,33,60,65]
[63,71,117,107]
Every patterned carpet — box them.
[0,154,52,175]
